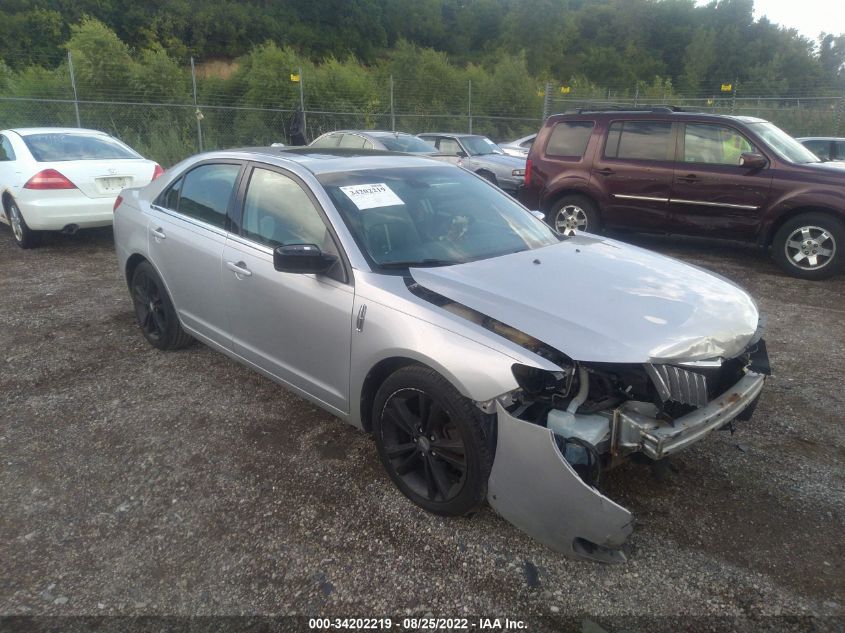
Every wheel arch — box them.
[359,356,431,434]
[125,252,149,288]
[1,190,14,217]
[541,187,598,214]
[764,206,845,247]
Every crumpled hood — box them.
[410,235,760,364]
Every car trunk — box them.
[43,160,155,199]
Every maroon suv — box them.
[519,108,845,279]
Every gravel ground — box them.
[0,225,843,632]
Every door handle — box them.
[677,174,699,183]
[151,227,166,240]
[225,260,252,277]
[595,168,615,176]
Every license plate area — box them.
[96,176,131,192]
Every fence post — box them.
[468,80,472,134]
[67,51,81,127]
[633,84,639,108]
[190,57,204,152]
[390,74,395,132]
[542,81,551,120]
[298,66,307,141]
[731,77,738,114]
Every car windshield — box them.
[377,135,436,153]
[748,122,820,164]
[22,133,140,162]
[462,136,504,156]
[317,165,560,269]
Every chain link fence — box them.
[2,53,843,166]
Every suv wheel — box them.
[372,364,493,516]
[772,213,844,280]
[551,195,599,234]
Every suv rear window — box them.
[546,121,593,157]
[604,121,673,161]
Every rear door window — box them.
[177,163,241,229]
[311,134,342,149]
[0,135,15,161]
[604,121,673,161]
[836,141,845,160]
[339,134,368,149]
[546,121,593,157]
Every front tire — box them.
[372,365,493,516]
[550,195,600,234]
[6,200,42,249]
[130,261,193,350]
[772,212,844,280]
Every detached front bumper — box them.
[615,372,766,460]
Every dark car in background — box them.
[519,108,845,279]
[796,137,845,162]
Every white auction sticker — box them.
[339,183,404,210]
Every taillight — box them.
[152,164,164,180]
[524,158,532,186]
[24,169,77,190]
[113,195,124,212]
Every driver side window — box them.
[241,168,337,257]
[438,138,462,155]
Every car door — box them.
[221,164,355,414]
[590,119,676,231]
[0,134,23,195]
[668,122,772,238]
[147,161,243,345]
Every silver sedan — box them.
[114,148,768,562]
[417,133,527,195]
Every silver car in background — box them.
[499,133,537,158]
[417,133,527,195]
[113,148,769,562]
[310,130,439,154]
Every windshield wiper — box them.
[378,258,455,269]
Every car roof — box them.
[549,110,769,124]
[211,147,447,175]
[418,132,483,138]
[324,130,416,138]
[7,127,109,136]
[796,136,843,141]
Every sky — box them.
[749,0,845,40]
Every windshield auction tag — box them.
[340,183,404,210]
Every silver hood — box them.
[409,234,760,364]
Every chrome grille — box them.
[645,364,709,408]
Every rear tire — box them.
[372,364,493,516]
[130,261,193,350]
[6,200,42,249]
[550,195,600,234]
[772,212,844,280]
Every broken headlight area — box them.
[505,340,769,480]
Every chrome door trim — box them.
[149,204,229,237]
[613,194,670,203]
[670,198,759,210]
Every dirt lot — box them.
[0,225,843,632]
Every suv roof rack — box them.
[569,105,697,114]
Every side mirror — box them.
[273,244,337,274]
[530,210,545,220]
[740,152,767,169]
[456,150,468,158]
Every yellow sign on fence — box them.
[560,86,571,94]
[290,73,300,82]
[720,83,733,92]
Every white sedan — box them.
[0,128,162,248]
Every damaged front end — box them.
[482,336,770,563]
